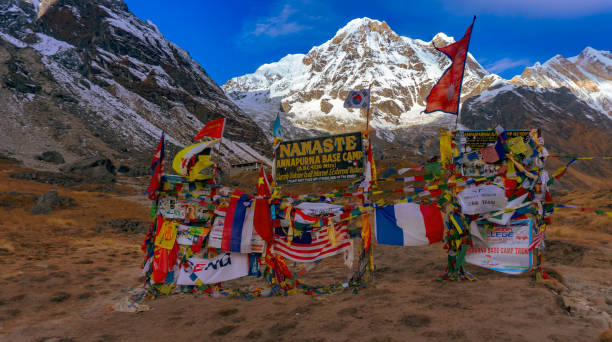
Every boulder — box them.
[118,165,150,177]
[117,165,131,174]
[60,157,116,184]
[100,219,147,234]
[36,151,65,164]
[32,189,76,215]
[320,99,333,114]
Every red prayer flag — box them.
[145,132,165,200]
[194,118,226,140]
[253,167,274,242]
[425,17,476,115]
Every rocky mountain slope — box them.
[223,18,611,189]
[222,18,499,140]
[511,47,612,119]
[461,80,612,188]
[0,0,270,171]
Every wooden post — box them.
[365,83,372,134]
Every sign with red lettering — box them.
[466,219,533,274]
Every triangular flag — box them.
[425,16,476,115]
[273,113,282,138]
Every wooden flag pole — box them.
[455,103,460,130]
[365,83,372,134]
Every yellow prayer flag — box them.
[439,129,452,166]
[154,221,177,250]
[507,137,527,155]
[328,225,337,247]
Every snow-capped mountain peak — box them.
[511,46,612,118]
[223,17,498,141]
[431,32,455,46]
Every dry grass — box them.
[0,238,15,253]
[549,189,612,244]
[45,218,77,227]
[0,159,149,265]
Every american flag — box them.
[527,231,545,251]
[272,224,351,263]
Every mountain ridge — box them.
[223,18,611,143]
[511,46,612,119]
[223,17,499,140]
[0,0,271,172]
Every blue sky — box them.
[124,0,612,85]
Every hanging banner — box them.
[295,202,344,216]
[457,184,507,215]
[274,132,364,185]
[177,253,249,285]
[466,219,533,274]
[457,130,530,177]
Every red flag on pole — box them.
[424,16,476,115]
[145,132,164,200]
[194,118,226,140]
[253,166,274,243]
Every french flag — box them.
[221,190,254,253]
[374,202,444,246]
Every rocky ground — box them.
[0,157,610,342]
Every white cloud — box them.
[486,57,531,73]
[250,4,309,38]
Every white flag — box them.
[344,89,370,109]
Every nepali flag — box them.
[194,117,226,141]
[273,224,352,263]
[253,167,274,243]
[145,132,165,200]
[374,202,444,246]
[221,190,254,253]
[424,16,476,115]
